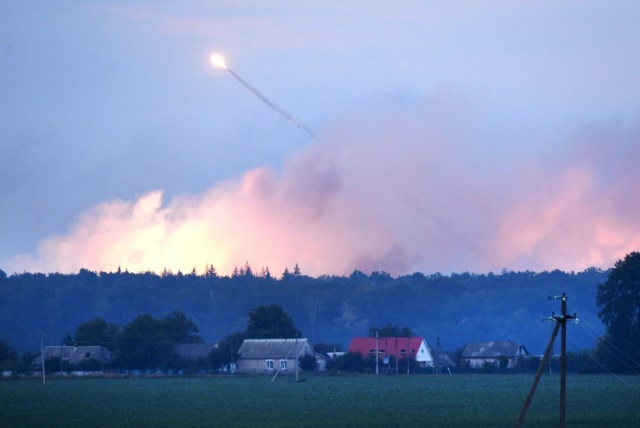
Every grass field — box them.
[1,374,639,427]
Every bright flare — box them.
[210,53,228,69]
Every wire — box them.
[579,319,640,374]
[567,333,640,391]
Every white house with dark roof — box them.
[236,338,314,374]
[461,341,529,368]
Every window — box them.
[280,359,287,370]
[266,360,274,370]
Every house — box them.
[314,352,328,371]
[326,351,345,360]
[236,338,315,374]
[432,352,457,374]
[173,343,217,371]
[461,341,529,368]
[31,345,113,371]
[347,337,434,368]
[174,343,217,362]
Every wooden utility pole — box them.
[375,331,379,375]
[406,336,410,374]
[558,294,577,427]
[515,322,559,427]
[515,293,577,428]
[40,334,46,385]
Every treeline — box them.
[0,303,307,375]
[76,312,203,370]
[0,311,208,375]
[0,265,607,356]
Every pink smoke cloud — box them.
[10,93,640,276]
[491,122,640,271]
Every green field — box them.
[1,374,639,427]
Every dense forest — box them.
[0,265,607,355]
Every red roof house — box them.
[347,337,434,368]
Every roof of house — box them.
[432,352,457,367]
[32,346,113,366]
[174,343,217,360]
[238,339,312,359]
[461,341,528,358]
[347,337,426,358]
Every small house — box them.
[314,352,328,371]
[31,345,113,371]
[432,352,457,374]
[174,343,217,362]
[236,338,315,374]
[461,341,529,368]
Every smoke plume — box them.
[10,91,640,276]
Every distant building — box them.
[173,343,217,362]
[432,352,457,374]
[326,351,345,360]
[347,337,434,368]
[236,338,315,374]
[31,345,113,371]
[461,341,529,368]
[314,352,328,371]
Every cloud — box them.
[8,92,640,276]
[491,121,640,271]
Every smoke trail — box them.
[225,67,316,139]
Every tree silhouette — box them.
[75,317,120,350]
[117,311,202,370]
[597,251,640,372]
[369,322,413,337]
[246,304,302,338]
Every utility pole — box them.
[229,337,234,372]
[406,336,410,374]
[295,339,299,382]
[395,338,399,374]
[515,293,577,428]
[375,331,379,375]
[40,334,46,385]
[558,293,577,427]
[435,336,441,375]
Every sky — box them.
[1,1,639,277]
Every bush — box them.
[77,358,102,372]
[482,360,497,374]
[298,354,318,371]
[329,352,367,373]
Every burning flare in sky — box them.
[210,53,228,69]
[209,52,316,139]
